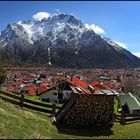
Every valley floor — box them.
[0,99,140,139]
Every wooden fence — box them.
[115,114,140,125]
[0,90,61,114]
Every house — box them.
[39,87,72,103]
[26,86,36,95]
[39,81,73,103]
[99,75,110,82]
[37,85,48,94]
[41,81,49,86]
[117,92,140,116]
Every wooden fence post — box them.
[120,113,125,125]
[20,92,24,108]
[52,103,56,116]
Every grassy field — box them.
[0,98,140,139]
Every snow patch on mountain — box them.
[2,42,7,47]
[132,52,140,58]
[0,40,7,47]
[75,49,79,55]
[48,47,52,65]
[114,41,127,49]
[17,21,34,44]
[0,39,3,43]
[0,39,7,47]
[102,37,127,51]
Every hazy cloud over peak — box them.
[33,12,50,21]
[85,23,105,34]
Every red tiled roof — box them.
[67,77,88,88]
[91,81,112,90]
[41,81,49,85]
[91,81,99,87]
[37,85,48,93]
[27,86,36,94]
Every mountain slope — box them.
[0,13,140,68]
[103,37,140,67]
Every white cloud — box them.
[85,23,105,34]
[132,52,140,58]
[114,41,128,49]
[33,12,50,21]
[56,9,61,13]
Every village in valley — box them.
[0,66,140,128]
[2,67,140,96]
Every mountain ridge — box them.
[0,13,140,68]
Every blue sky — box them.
[0,1,140,56]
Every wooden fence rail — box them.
[0,94,20,106]
[115,114,140,125]
[0,90,61,114]
[0,90,21,100]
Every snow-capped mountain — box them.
[0,14,87,46]
[0,13,140,68]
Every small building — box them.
[39,87,72,103]
[99,75,110,82]
[52,77,119,128]
[117,92,140,116]
[39,81,73,103]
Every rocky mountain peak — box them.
[0,13,140,68]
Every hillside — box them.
[0,98,140,139]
